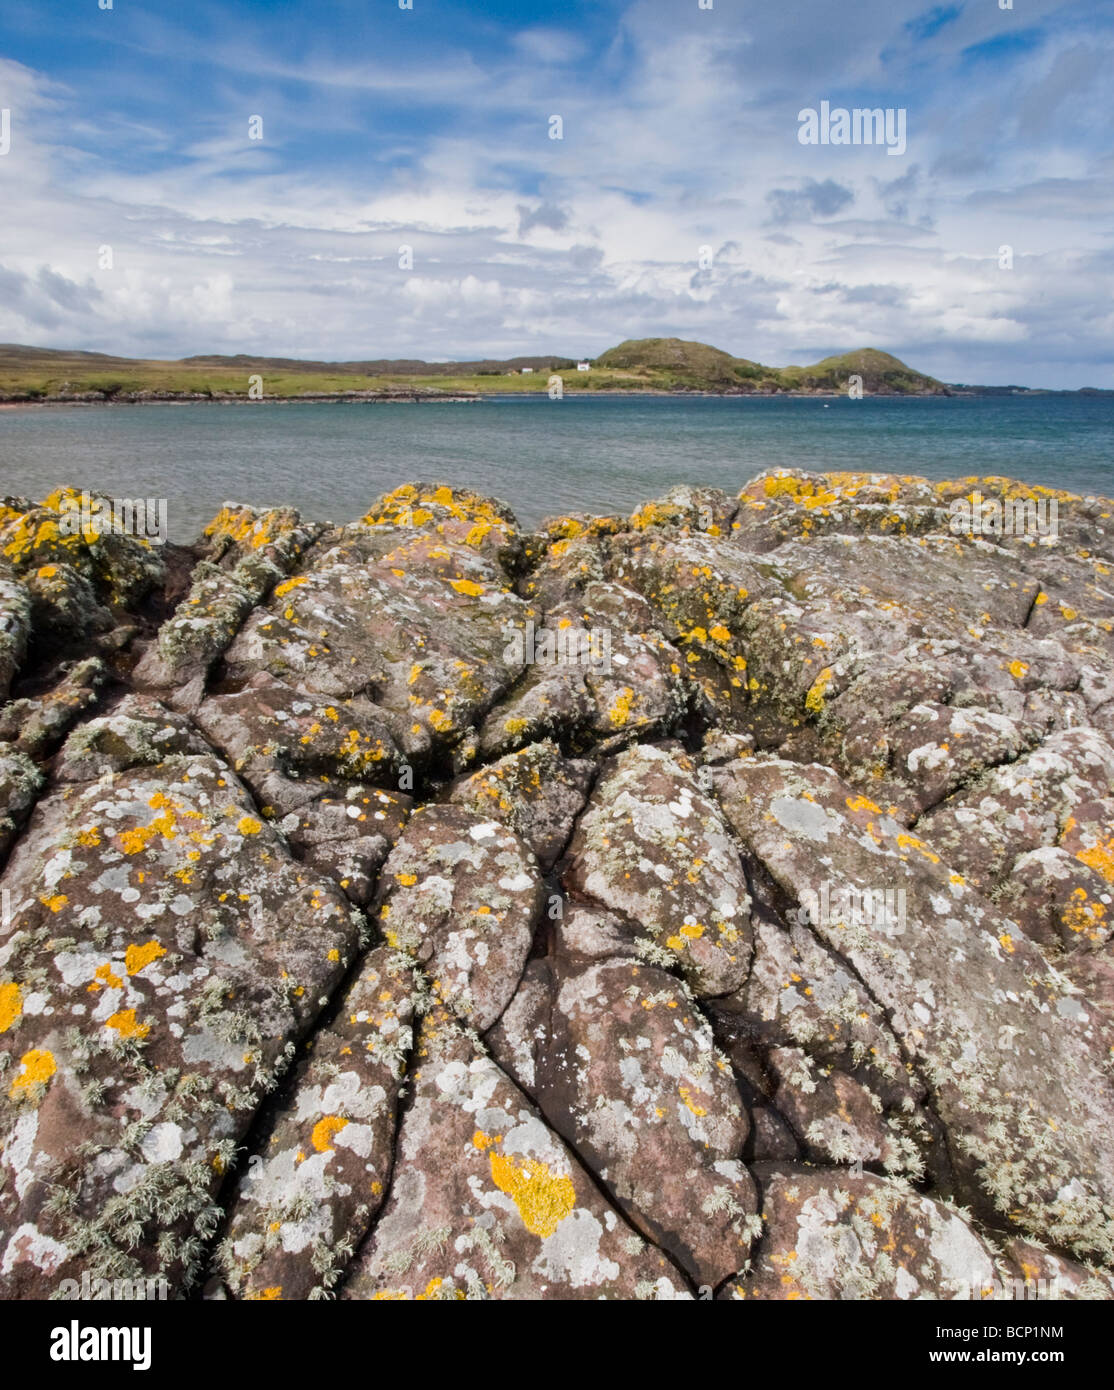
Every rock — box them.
[0,657,106,760]
[3,469,1114,1299]
[564,743,752,996]
[134,505,322,691]
[373,805,542,1030]
[716,754,1114,1263]
[448,741,595,870]
[628,485,740,537]
[553,903,645,963]
[0,571,31,703]
[201,493,531,778]
[53,694,214,782]
[477,590,688,758]
[0,703,359,1297]
[763,1046,921,1175]
[492,953,757,1286]
[998,846,1113,951]
[708,885,940,1180]
[917,729,1114,898]
[998,1237,1114,1301]
[720,1164,1004,1300]
[0,745,42,862]
[0,489,165,651]
[216,947,420,1301]
[340,1007,690,1300]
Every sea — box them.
[1,393,1112,545]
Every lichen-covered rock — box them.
[477,589,688,759]
[709,888,940,1180]
[135,504,322,693]
[720,1164,1004,1300]
[0,489,166,646]
[997,846,1113,951]
[53,694,214,783]
[0,745,42,862]
[998,1237,1114,1301]
[762,1046,921,1175]
[0,704,360,1297]
[216,947,420,1301]
[0,570,31,703]
[374,805,542,1030]
[200,497,531,778]
[0,657,106,761]
[491,954,758,1286]
[341,1007,690,1300]
[360,481,523,571]
[609,530,770,730]
[628,485,740,537]
[565,743,752,996]
[448,741,594,870]
[716,754,1114,1262]
[4,469,1114,1300]
[917,728,1114,899]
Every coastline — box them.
[2,387,1095,410]
[0,386,961,409]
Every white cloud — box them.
[0,1,1111,387]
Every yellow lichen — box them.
[488,1153,576,1238]
[106,1009,150,1040]
[125,940,166,976]
[88,962,123,993]
[805,667,833,714]
[0,981,22,1033]
[608,688,634,727]
[10,1048,56,1097]
[1076,835,1114,885]
[311,1116,349,1152]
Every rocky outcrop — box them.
[2,472,1114,1300]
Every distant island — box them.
[0,337,1107,404]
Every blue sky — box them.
[0,0,1111,386]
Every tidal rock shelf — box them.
[1,472,1114,1301]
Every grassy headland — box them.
[0,337,949,404]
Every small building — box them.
[520,366,534,375]
[577,361,591,372]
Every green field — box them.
[0,338,948,402]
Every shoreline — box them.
[0,388,986,411]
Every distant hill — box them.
[595,338,947,395]
[2,336,1083,402]
[595,338,745,387]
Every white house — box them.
[577,361,591,372]
[520,366,534,374]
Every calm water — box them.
[1,394,1112,544]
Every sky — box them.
[0,0,1111,387]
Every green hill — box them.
[775,348,945,394]
[592,337,945,395]
[595,337,743,387]
[0,337,949,401]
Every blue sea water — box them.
[1,393,1112,544]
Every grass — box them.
[0,339,947,401]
